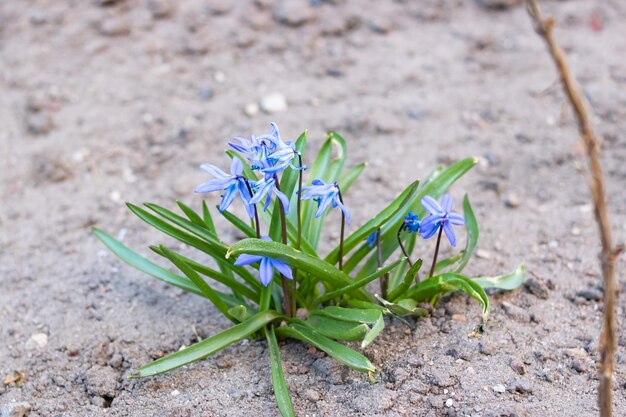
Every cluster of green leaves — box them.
[94,131,524,417]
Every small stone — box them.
[108,353,123,369]
[198,86,214,101]
[244,102,259,117]
[303,388,320,402]
[492,384,506,393]
[576,288,602,301]
[570,359,587,373]
[0,402,32,417]
[476,249,491,259]
[501,302,530,323]
[479,341,494,356]
[428,396,444,408]
[445,399,454,408]
[368,16,393,34]
[548,240,559,249]
[451,314,466,322]
[504,193,520,208]
[99,18,131,37]
[475,0,523,10]
[147,0,174,19]
[25,111,53,135]
[273,0,314,27]
[171,389,180,396]
[25,333,48,350]
[510,359,526,375]
[507,379,532,394]
[524,278,550,299]
[260,93,287,113]
[30,11,47,25]
[571,226,581,236]
[206,0,232,15]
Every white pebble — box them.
[260,92,287,113]
[445,399,454,407]
[171,389,180,396]
[492,384,506,393]
[25,333,48,350]
[244,102,259,117]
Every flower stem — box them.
[396,225,414,267]
[242,178,261,238]
[428,225,444,277]
[274,176,295,318]
[376,229,389,299]
[296,153,303,251]
[337,185,346,270]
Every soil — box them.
[1,0,625,416]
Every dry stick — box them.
[526,2,623,416]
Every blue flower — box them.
[402,210,420,233]
[420,194,465,246]
[194,158,255,218]
[366,230,379,248]
[233,237,293,286]
[249,175,291,214]
[230,123,301,175]
[300,179,351,225]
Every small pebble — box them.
[25,333,48,350]
[476,249,491,259]
[576,288,602,301]
[507,379,533,394]
[273,0,315,27]
[571,226,581,236]
[98,18,131,37]
[510,358,526,375]
[171,389,180,396]
[260,93,287,113]
[244,102,259,117]
[504,193,520,208]
[445,398,454,407]
[492,384,506,393]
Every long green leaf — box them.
[93,228,205,297]
[276,323,375,373]
[158,245,237,322]
[313,258,405,306]
[227,239,372,301]
[149,246,260,300]
[473,264,525,290]
[219,208,257,238]
[264,327,295,417]
[388,259,423,301]
[455,195,478,273]
[304,315,369,341]
[405,272,490,321]
[132,311,282,378]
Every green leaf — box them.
[433,252,463,274]
[313,258,405,306]
[176,201,207,229]
[338,162,366,194]
[309,306,385,347]
[228,305,254,322]
[455,195,478,273]
[375,297,429,318]
[158,245,237,323]
[226,239,372,301]
[149,246,260,300]
[264,326,295,417]
[93,228,205,297]
[132,311,282,378]
[275,323,375,373]
[326,180,419,266]
[388,259,423,302]
[405,272,490,322]
[356,157,478,278]
[305,315,369,341]
[128,203,257,288]
[473,264,525,290]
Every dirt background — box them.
[1,0,625,416]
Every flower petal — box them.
[199,163,229,179]
[421,195,443,215]
[336,200,351,225]
[195,178,235,193]
[419,214,441,231]
[230,157,243,176]
[443,222,457,247]
[273,187,290,214]
[441,194,452,212]
[219,184,238,212]
[448,212,465,225]
[315,195,333,218]
[249,179,273,204]
[271,259,293,280]
[259,257,274,286]
[234,254,263,266]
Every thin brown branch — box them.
[525,1,622,416]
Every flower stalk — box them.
[428,226,444,277]
[274,176,296,317]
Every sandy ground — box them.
[1,0,626,416]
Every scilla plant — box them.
[94,123,524,416]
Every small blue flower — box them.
[402,210,420,233]
[233,237,293,286]
[194,158,255,218]
[366,230,379,248]
[230,123,302,175]
[420,194,465,246]
[300,179,351,225]
[249,175,291,214]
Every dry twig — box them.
[525,1,622,416]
